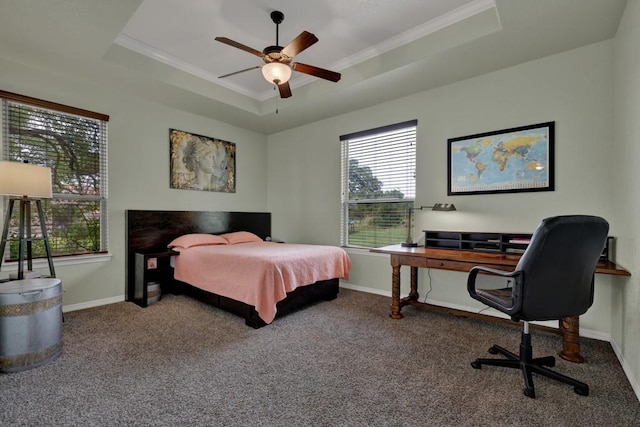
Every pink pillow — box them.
[168,233,228,249]
[220,231,263,244]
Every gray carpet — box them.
[1,288,639,426]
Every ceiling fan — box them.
[215,10,341,99]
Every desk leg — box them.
[390,265,403,319]
[408,267,419,301]
[559,316,584,363]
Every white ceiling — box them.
[0,0,629,134]
[115,0,487,101]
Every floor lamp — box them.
[0,161,56,280]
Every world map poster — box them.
[447,122,554,195]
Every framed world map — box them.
[447,122,554,196]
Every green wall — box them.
[268,39,617,333]
[0,2,637,399]
[0,56,269,308]
[612,0,640,399]
[267,37,638,396]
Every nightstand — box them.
[131,250,178,308]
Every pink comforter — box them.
[173,242,351,323]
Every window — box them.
[1,90,109,259]
[341,120,417,248]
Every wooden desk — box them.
[370,245,631,363]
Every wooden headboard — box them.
[125,210,271,300]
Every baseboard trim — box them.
[63,295,125,313]
[340,282,609,340]
[340,281,390,297]
[609,338,640,402]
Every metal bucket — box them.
[0,278,63,373]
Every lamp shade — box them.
[0,161,52,198]
[262,62,292,85]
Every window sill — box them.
[2,253,112,271]
[344,247,387,257]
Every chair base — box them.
[471,332,589,398]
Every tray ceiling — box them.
[0,0,628,133]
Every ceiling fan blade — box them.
[292,62,341,82]
[281,31,318,58]
[215,37,264,57]
[277,81,292,98]
[218,65,261,79]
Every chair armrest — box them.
[467,266,524,316]
[467,266,521,289]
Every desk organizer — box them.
[424,230,612,261]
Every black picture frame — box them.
[447,121,554,196]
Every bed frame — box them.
[125,210,339,328]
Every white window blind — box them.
[341,120,417,248]
[1,91,109,259]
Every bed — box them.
[125,210,351,328]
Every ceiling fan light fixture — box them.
[216,10,339,98]
[262,62,292,85]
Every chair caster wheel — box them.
[523,388,536,398]
[574,386,589,396]
[471,361,481,369]
[488,346,498,354]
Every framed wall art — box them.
[447,121,554,196]
[170,129,236,193]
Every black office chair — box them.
[467,215,609,398]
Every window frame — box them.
[340,120,417,249]
[1,90,109,261]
